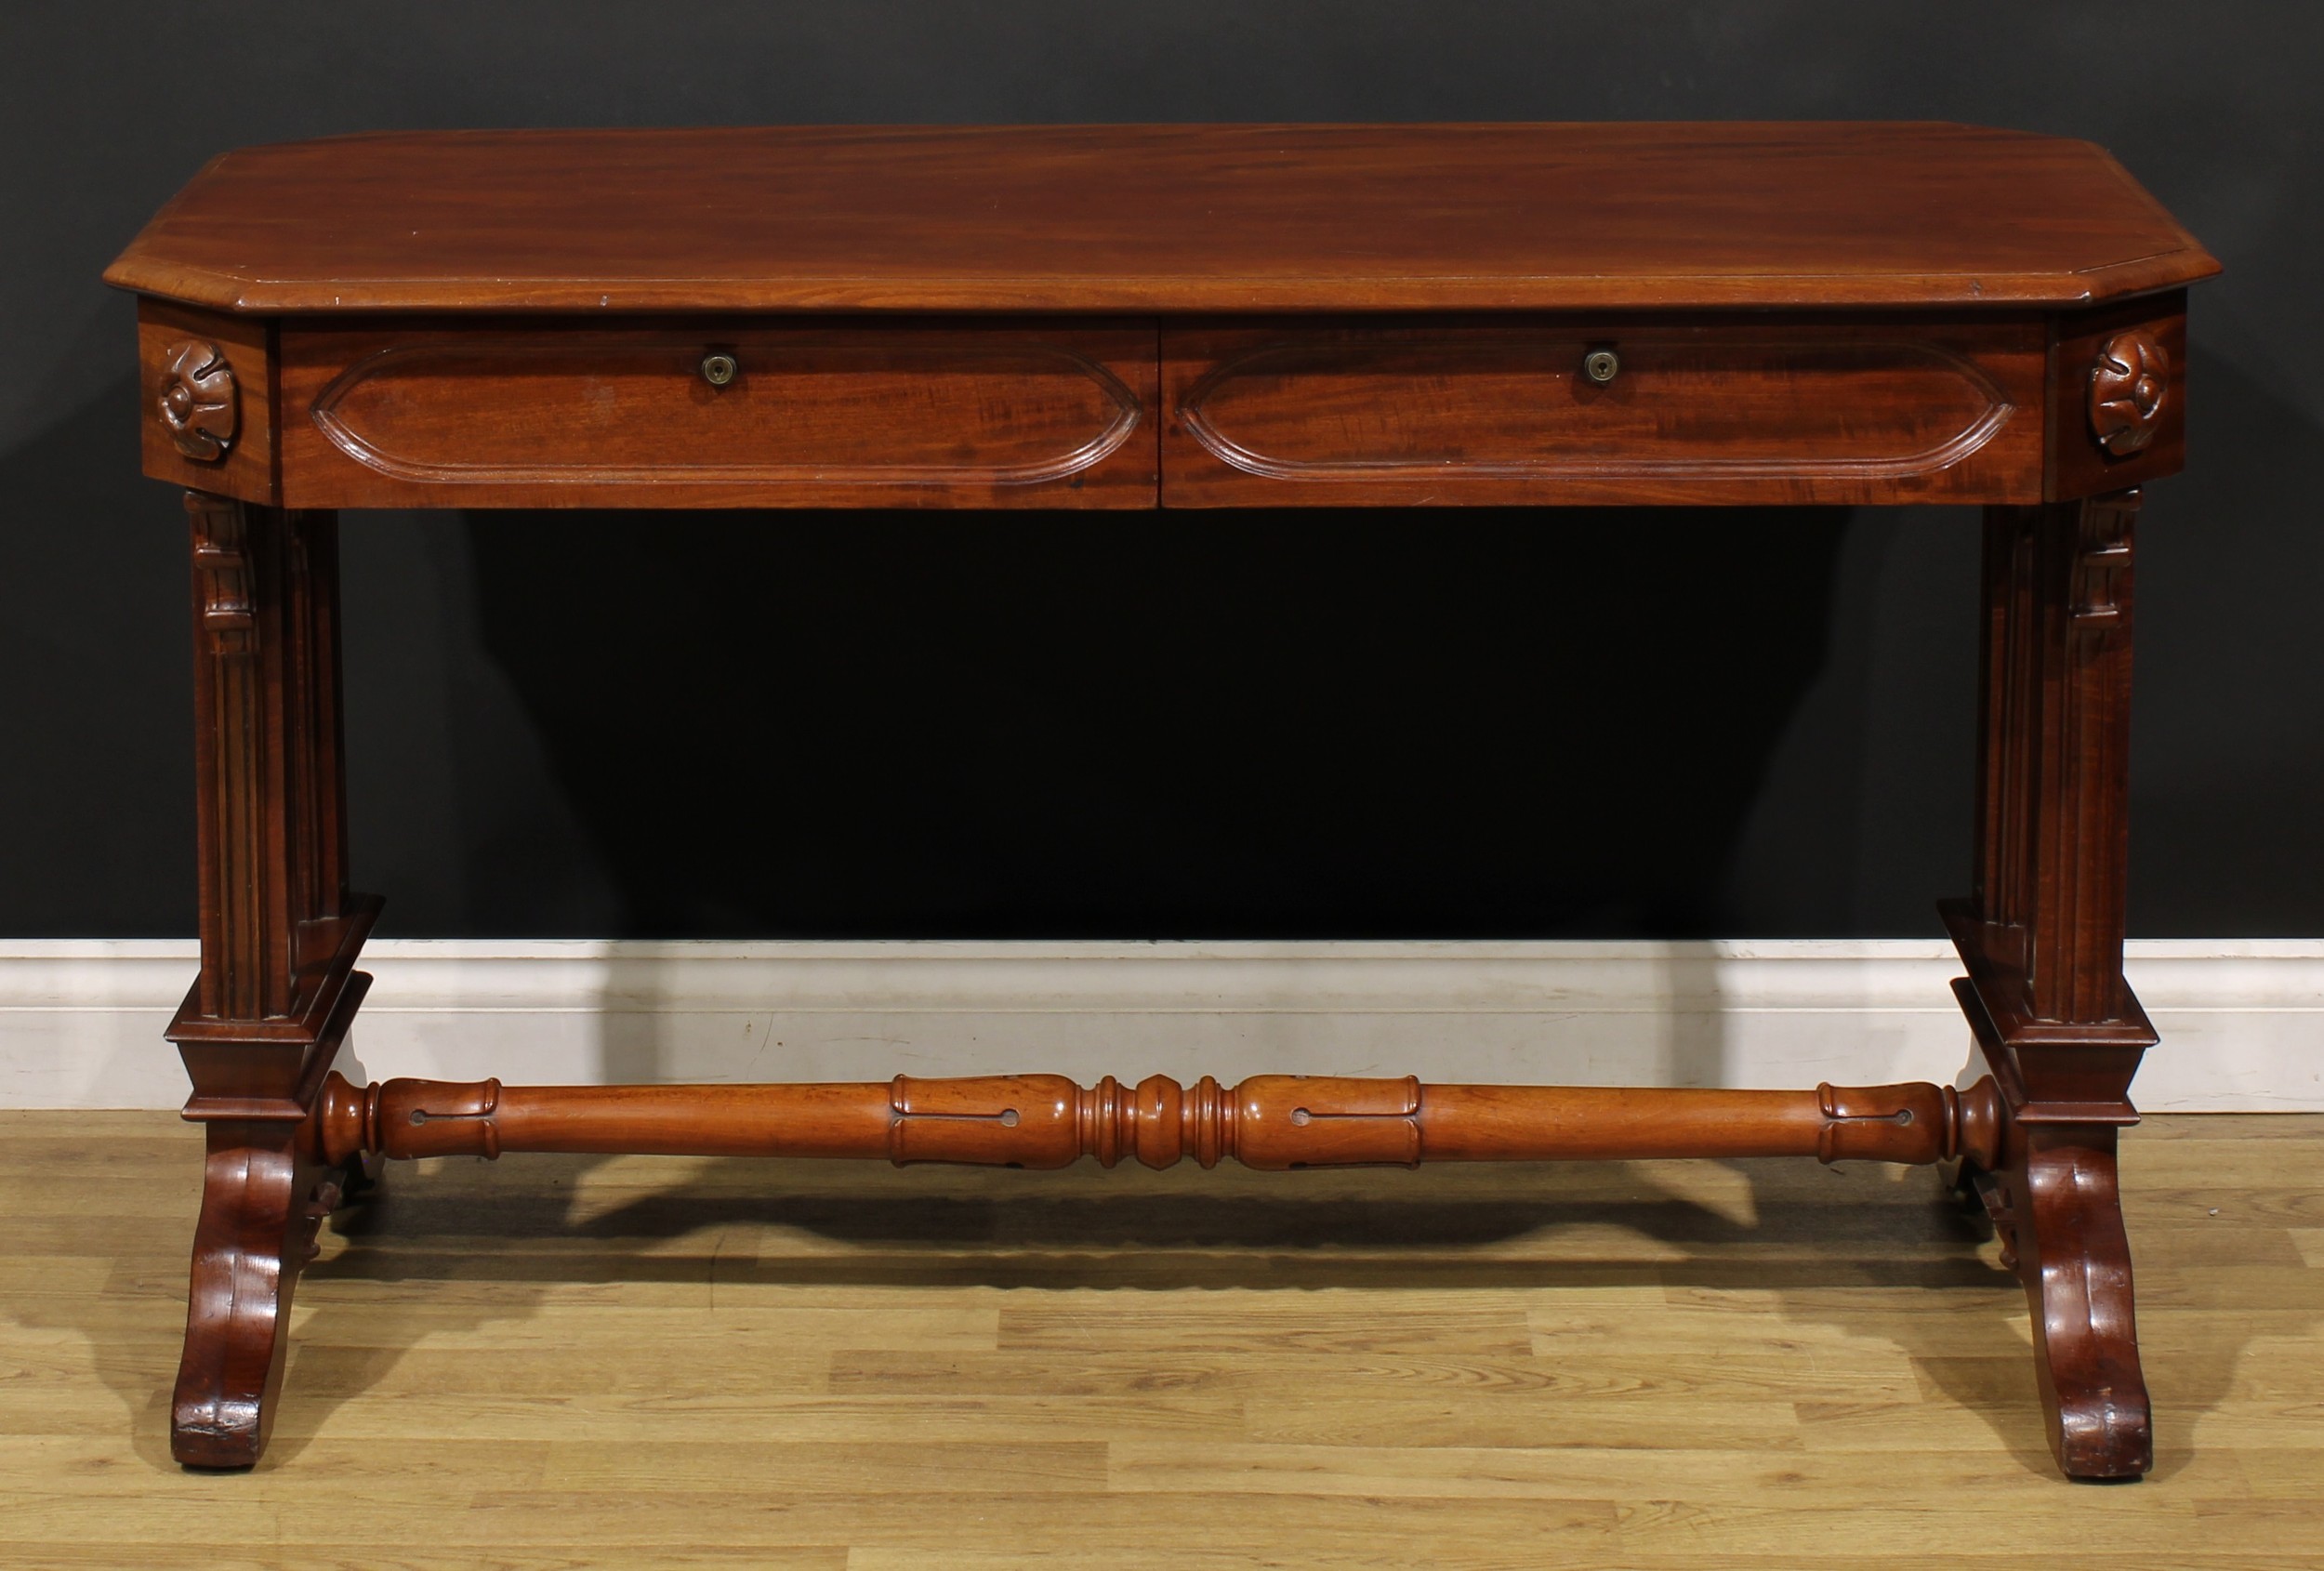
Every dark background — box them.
[5,3,2317,941]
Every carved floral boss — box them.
[2089,330,2168,456]
[158,339,237,461]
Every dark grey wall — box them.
[5,3,2318,940]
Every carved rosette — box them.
[2088,332,2167,456]
[160,340,238,461]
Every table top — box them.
[105,123,2216,316]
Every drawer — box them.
[1161,321,2048,507]
[277,321,1159,508]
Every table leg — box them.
[166,491,379,1468]
[1943,489,2154,1480]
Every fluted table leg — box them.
[1944,491,2156,1480]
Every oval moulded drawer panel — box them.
[1161,322,2047,507]
[279,323,1159,508]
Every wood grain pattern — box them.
[277,321,1159,508]
[143,305,2206,510]
[1163,319,2047,507]
[6,1109,2320,1567]
[313,1072,2007,1172]
[102,124,2217,314]
[100,124,2220,1483]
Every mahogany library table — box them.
[104,124,2218,1477]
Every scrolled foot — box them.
[2005,1129,2153,1480]
[170,1122,324,1468]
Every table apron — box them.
[134,303,2192,510]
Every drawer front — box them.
[1162,322,2047,507]
[279,323,1158,508]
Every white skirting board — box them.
[2,938,2318,1112]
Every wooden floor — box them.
[2,1111,2319,1570]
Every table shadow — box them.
[266,1135,2275,1484]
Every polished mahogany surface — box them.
[105,123,2217,314]
[111,122,2213,1479]
[1160,316,2053,508]
[273,319,1162,508]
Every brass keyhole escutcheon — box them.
[1581,348,1620,386]
[700,351,738,388]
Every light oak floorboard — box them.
[0,1109,2317,1569]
